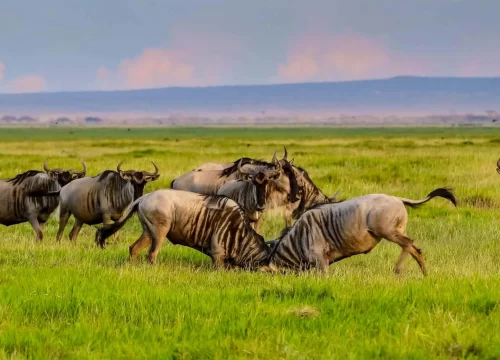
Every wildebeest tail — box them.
[398,187,457,208]
[95,197,142,248]
[26,190,61,197]
[170,179,175,188]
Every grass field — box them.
[1,127,500,359]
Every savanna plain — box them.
[1,127,500,359]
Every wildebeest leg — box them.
[129,231,151,262]
[388,232,427,276]
[394,250,410,275]
[69,219,84,242]
[102,214,119,244]
[254,216,263,233]
[56,210,71,242]
[28,216,43,242]
[147,225,169,264]
[210,238,226,269]
[284,206,293,227]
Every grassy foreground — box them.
[1,127,500,359]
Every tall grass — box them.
[1,127,500,359]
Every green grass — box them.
[1,127,500,359]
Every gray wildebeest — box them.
[217,160,281,228]
[1,159,86,241]
[95,189,271,269]
[53,160,159,242]
[266,188,456,276]
[172,149,301,228]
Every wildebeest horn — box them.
[237,159,252,175]
[497,158,500,174]
[117,160,124,172]
[282,146,288,160]
[70,160,87,175]
[271,151,278,165]
[43,159,53,172]
[143,161,159,177]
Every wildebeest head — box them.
[117,160,160,199]
[238,159,281,211]
[277,147,300,203]
[497,158,500,174]
[43,159,87,186]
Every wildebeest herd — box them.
[1,148,467,275]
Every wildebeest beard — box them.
[281,162,300,203]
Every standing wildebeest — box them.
[55,160,159,242]
[266,188,456,275]
[95,189,271,269]
[1,160,86,241]
[217,160,281,227]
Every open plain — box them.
[0,127,500,359]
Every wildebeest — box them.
[217,160,281,227]
[291,166,341,219]
[171,149,301,227]
[54,160,159,242]
[266,188,456,275]
[496,158,500,174]
[0,160,86,241]
[95,189,271,269]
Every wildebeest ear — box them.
[119,171,132,180]
[72,173,85,180]
[46,170,59,180]
[146,174,160,182]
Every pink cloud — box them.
[12,75,46,93]
[278,33,429,82]
[119,48,196,89]
[0,62,4,82]
[98,29,244,90]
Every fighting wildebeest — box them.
[95,189,271,269]
[217,160,281,227]
[1,160,86,241]
[266,188,456,275]
[52,160,159,242]
[172,149,301,227]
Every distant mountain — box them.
[1,76,499,115]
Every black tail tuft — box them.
[170,179,175,188]
[428,187,457,207]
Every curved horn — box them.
[43,159,50,172]
[283,146,288,160]
[237,159,252,175]
[143,161,159,176]
[116,160,124,172]
[79,160,87,175]
[271,151,278,165]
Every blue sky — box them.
[0,0,498,93]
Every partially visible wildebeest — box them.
[95,189,271,269]
[266,188,456,275]
[171,155,276,194]
[217,160,281,227]
[1,160,86,241]
[496,158,500,174]
[53,160,159,243]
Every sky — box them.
[0,0,498,93]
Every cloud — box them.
[11,75,47,93]
[278,33,429,82]
[97,29,244,90]
[0,62,4,82]
[119,48,196,89]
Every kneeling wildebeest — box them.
[1,159,86,241]
[95,189,271,269]
[54,160,159,242]
[217,159,281,228]
[266,188,456,275]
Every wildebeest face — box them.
[117,160,160,199]
[43,159,87,186]
[238,160,280,211]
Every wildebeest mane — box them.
[218,158,272,178]
[7,170,44,186]
[95,170,117,182]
